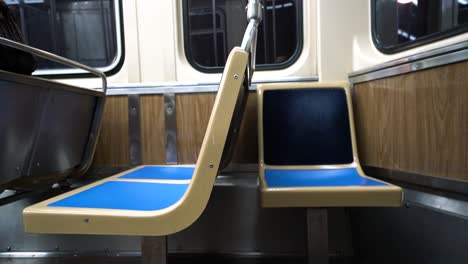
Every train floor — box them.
[0,254,352,264]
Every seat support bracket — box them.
[142,236,167,264]
[307,208,329,264]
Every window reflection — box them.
[374,0,468,52]
[4,0,119,70]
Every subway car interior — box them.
[0,0,467,263]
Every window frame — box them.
[13,0,126,78]
[372,0,468,54]
[182,0,304,73]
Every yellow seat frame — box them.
[257,82,403,208]
[22,48,249,236]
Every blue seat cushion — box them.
[265,168,387,188]
[119,166,194,180]
[48,181,188,211]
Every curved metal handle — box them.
[0,37,107,94]
[241,0,263,85]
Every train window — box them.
[4,0,122,75]
[183,0,303,72]
[373,0,468,53]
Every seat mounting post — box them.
[142,236,168,264]
[307,208,329,264]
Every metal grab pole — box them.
[241,0,263,85]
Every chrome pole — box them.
[241,0,263,85]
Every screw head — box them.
[84,218,89,223]
[412,63,422,70]
[209,163,214,169]
[233,74,239,79]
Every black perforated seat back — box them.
[219,71,249,170]
[263,88,354,166]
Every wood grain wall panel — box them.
[353,61,468,181]
[93,96,130,166]
[93,93,259,167]
[175,92,258,165]
[176,93,217,164]
[140,95,166,164]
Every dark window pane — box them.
[374,0,468,53]
[397,0,441,43]
[458,1,468,25]
[5,0,120,71]
[184,0,301,70]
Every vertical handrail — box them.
[262,2,269,63]
[211,0,219,66]
[272,0,277,60]
[241,0,263,85]
[18,0,28,44]
[48,0,58,54]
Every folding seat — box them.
[257,82,402,263]
[23,47,250,236]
